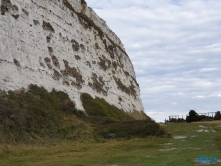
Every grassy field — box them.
[0,121,220,166]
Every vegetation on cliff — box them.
[0,85,169,144]
[81,93,168,139]
[0,85,91,144]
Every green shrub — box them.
[186,110,220,122]
[0,85,83,144]
[186,110,198,122]
[96,120,170,139]
[81,93,134,121]
[0,86,170,144]
[214,111,221,120]
[81,93,170,138]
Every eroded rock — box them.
[0,0,145,119]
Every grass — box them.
[0,138,163,166]
[81,93,169,139]
[0,85,93,144]
[0,85,220,165]
[81,93,135,121]
[214,122,221,150]
[0,121,221,166]
[0,85,167,144]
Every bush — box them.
[186,110,198,123]
[81,93,134,121]
[169,118,185,122]
[96,120,170,139]
[0,85,82,144]
[214,111,221,120]
[0,86,170,144]
[186,110,220,122]
[81,93,170,138]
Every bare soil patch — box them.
[173,135,187,139]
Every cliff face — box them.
[0,0,145,118]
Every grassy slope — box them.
[0,85,94,144]
[81,93,169,139]
[0,121,220,166]
[81,93,149,121]
[0,85,168,144]
[81,93,135,121]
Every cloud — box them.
[86,0,221,122]
[193,96,205,99]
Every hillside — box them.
[0,85,168,144]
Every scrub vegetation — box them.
[2,85,220,165]
[0,85,168,145]
[0,85,90,144]
[186,110,221,122]
[0,121,220,165]
[81,93,168,139]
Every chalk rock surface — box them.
[0,0,145,119]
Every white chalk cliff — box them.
[0,0,145,118]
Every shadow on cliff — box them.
[0,85,170,145]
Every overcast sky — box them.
[86,0,221,122]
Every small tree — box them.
[186,110,198,123]
[214,111,221,120]
[189,110,197,117]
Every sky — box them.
[86,0,221,122]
